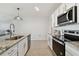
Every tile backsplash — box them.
[55,23,79,30]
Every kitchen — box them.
[0,3,79,56]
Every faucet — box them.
[10,24,15,39]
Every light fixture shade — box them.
[14,16,23,20]
[34,6,40,11]
[14,8,23,20]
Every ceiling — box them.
[0,3,61,21]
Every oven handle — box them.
[53,37,65,46]
[66,9,74,22]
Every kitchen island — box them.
[0,34,31,56]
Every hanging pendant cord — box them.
[17,8,20,16]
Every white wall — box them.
[0,18,10,40]
[48,16,52,34]
[11,17,49,40]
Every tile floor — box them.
[26,40,56,56]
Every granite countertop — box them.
[0,34,30,55]
[65,41,79,56]
[65,41,79,48]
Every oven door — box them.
[53,38,65,56]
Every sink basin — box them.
[6,35,24,40]
[0,35,24,51]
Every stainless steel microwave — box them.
[57,6,77,26]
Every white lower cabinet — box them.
[18,39,26,56]
[1,44,18,56]
[48,34,52,50]
[17,37,28,56]
[24,37,28,54]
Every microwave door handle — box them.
[66,12,69,21]
[73,7,75,22]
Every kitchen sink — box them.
[0,35,24,50]
[6,35,24,40]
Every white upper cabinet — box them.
[58,4,66,16]
[52,6,59,27]
[58,3,76,16]
[65,3,76,11]
[76,3,79,23]
[51,14,55,27]
[53,10,57,27]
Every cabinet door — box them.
[52,14,55,27]
[54,9,58,27]
[65,3,76,10]
[48,35,52,50]
[24,38,28,54]
[1,44,17,56]
[58,4,65,16]
[77,3,79,23]
[18,39,25,56]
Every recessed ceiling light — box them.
[34,6,40,11]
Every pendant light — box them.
[14,8,23,20]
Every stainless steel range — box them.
[63,30,79,56]
[52,29,79,56]
[64,30,79,42]
[52,29,65,56]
